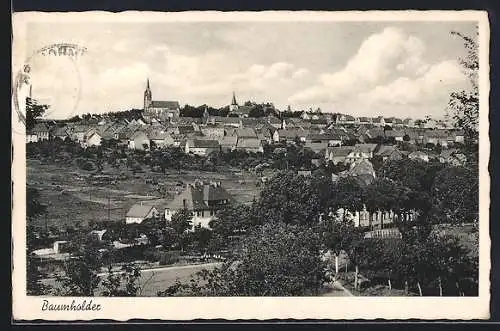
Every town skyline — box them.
[24,20,477,120]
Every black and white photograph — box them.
[12,10,490,320]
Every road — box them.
[135,262,223,296]
[321,280,355,297]
[42,261,354,297]
[41,262,223,297]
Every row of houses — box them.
[28,117,465,158]
[297,112,451,129]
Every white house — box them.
[165,181,235,229]
[125,204,159,224]
[83,130,102,148]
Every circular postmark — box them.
[13,43,87,135]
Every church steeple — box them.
[144,78,152,110]
[231,91,237,106]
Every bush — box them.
[76,158,96,171]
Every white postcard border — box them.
[12,10,491,321]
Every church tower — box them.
[229,91,239,112]
[144,78,152,110]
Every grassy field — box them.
[27,159,263,229]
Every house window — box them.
[209,210,214,216]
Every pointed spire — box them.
[231,91,237,105]
[146,78,150,90]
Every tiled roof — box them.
[166,183,234,211]
[235,128,257,138]
[190,139,220,148]
[308,133,342,141]
[355,143,378,153]
[237,137,262,149]
[220,136,238,146]
[126,204,156,218]
[326,146,354,157]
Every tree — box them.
[321,217,363,275]
[254,171,328,226]
[27,186,47,222]
[349,238,403,291]
[101,263,142,296]
[170,209,193,234]
[209,204,255,242]
[27,253,52,295]
[25,97,49,130]
[364,178,412,218]
[430,166,478,224]
[159,223,327,296]
[448,30,479,144]
[55,241,101,296]
[168,209,193,251]
[330,177,366,216]
[190,225,213,253]
[248,106,265,118]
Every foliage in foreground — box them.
[158,223,327,296]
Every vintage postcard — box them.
[12,10,490,321]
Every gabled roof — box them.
[210,116,241,125]
[424,129,449,138]
[308,133,342,141]
[326,146,354,157]
[348,159,375,177]
[235,128,257,138]
[189,139,220,149]
[32,123,50,132]
[279,128,307,139]
[178,125,195,134]
[176,117,202,125]
[375,145,398,157]
[166,182,235,211]
[365,128,385,138]
[130,130,149,140]
[150,101,180,109]
[148,130,171,140]
[241,118,260,126]
[354,143,378,153]
[266,116,281,124]
[126,204,157,218]
[237,137,262,148]
[220,135,238,146]
[385,130,405,137]
[409,151,428,157]
[51,126,69,137]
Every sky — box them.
[23,19,478,119]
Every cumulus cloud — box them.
[360,60,465,105]
[289,26,467,116]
